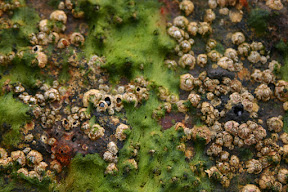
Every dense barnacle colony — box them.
[0,0,288,191]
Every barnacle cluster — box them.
[1,0,288,191]
[161,0,288,190]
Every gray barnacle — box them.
[266,0,283,10]
[88,124,105,140]
[224,121,239,136]
[115,123,130,141]
[123,92,138,107]
[219,151,230,162]
[108,142,118,155]
[176,100,188,113]
[29,33,38,45]
[173,16,189,29]
[179,40,192,53]
[48,32,60,44]
[240,184,261,192]
[216,161,230,174]
[248,51,261,64]
[70,32,85,46]
[0,148,8,159]
[224,48,238,61]
[27,150,43,167]
[105,163,118,175]
[251,69,262,82]
[17,168,29,176]
[14,84,25,93]
[217,57,235,71]
[198,22,212,35]
[180,73,194,91]
[268,60,281,72]
[275,80,288,102]
[238,123,251,139]
[164,60,177,70]
[103,151,116,162]
[204,9,216,23]
[253,126,267,141]
[44,88,60,102]
[277,168,288,184]
[81,121,90,134]
[207,143,222,156]
[34,161,48,174]
[246,159,262,174]
[254,84,272,102]
[37,32,49,45]
[229,155,240,168]
[208,0,217,9]
[197,54,208,67]
[231,32,245,45]
[36,52,48,68]
[28,171,40,180]
[50,10,67,24]
[39,19,50,33]
[57,38,70,49]
[83,89,101,107]
[167,26,184,42]
[267,117,283,133]
[188,92,201,107]
[237,42,250,56]
[11,150,26,166]
[179,0,194,16]
[187,22,198,36]
[258,172,275,190]
[50,160,62,173]
[179,54,196,69]
[208,50,222,62]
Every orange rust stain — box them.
[237,68,250,81]
[239,0,248,8]
[52,141,73,166]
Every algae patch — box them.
[0,93,30,148]
[81,0,178,93]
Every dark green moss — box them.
[0,93,30,148]
[275,40,288,81]
[248,8,270,35]
[283,111,288,133]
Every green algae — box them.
[0,93,30,148]
[275,40,288,81]
[0,6,39,54]
[0,6,42,89]
[247,8,270,35]
[0,170,52,192]
[0,54,43,91]
[80,0,178,93]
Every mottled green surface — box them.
[0,93,30,148]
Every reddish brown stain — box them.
[160,112,186,130]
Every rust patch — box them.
[237,67,250,81]
[160,112,185,130]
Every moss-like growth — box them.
[80,0,178,92]
[283,111,288,133]
[247,8,270,35]
[0,93,30,148]
[275,40,288,81]
[0,7,39,54]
